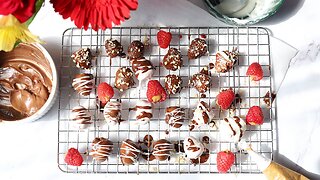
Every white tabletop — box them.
[1,0,319,179]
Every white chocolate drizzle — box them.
[70,106,92,129]
[72,74,93,96]
[165,107,185,128]
[103,101,121,125]
[120,140,140,164]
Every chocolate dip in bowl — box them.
[0,43,58,122]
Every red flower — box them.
[0,0,36,23]
[50,0,138,31]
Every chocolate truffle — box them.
[163,48,182,71]
[133,100,153,125]
[131,57,154,82]
[188,38,207,60]
[165,106,185,128]
[190,101,215,130]
[189,67,211,93]
[103,101,121,125]
[71,48,92,69]
[215,50,238,73]
[164,74,183,95]
[70,106,92,129]
[183,136,205,159]
[152,139,173,161]
[127,40,144,60]
[105,39,124,58]
[72,73,94,96]
[220,116,246,143]
[114,67,135,91]
[89,137,113,162]
[120,139,140,165]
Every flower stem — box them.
[24,0,45,27]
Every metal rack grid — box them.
[58,27,276,174]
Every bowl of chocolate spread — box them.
[0,43,58,122]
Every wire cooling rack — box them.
[58,27,276,174]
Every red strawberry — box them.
[246,106,264,125]
[64,148,83,166]
[216,88,235,110]
[157,30,172,49]
[97,82,114,103]
[217,150,235,173]
[146,80,167,103]
[246,62,263,81]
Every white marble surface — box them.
[1,0,320,179]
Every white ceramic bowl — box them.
[203,0,284,26]
[0,43,58,123]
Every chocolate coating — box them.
[143,135,154,148]
[221,116,246,142]
[189,101,215,131]
[89,137,113,162]
[164,74,183,95]
[120,139,140,165]
[165,106,185,128]
[103,101,121,125]
[133,100,153,125]
[131,58,154,82]
[263,91,276,107]
[183,136,205,159]
[71,106,92,129]
[115,67,135,91]
[71,48,92,69]
[105,39,124,58]
[173,140,185,153]
[152,139,173,161]
[72,73,94,96]
[163,48,182,71]
[215,50,238,73]
[190,148,210,164]
[188,38,207,59]
[140,135,155,161]
[189,67,211,93]
[128,40,144,60]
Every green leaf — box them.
[24,0,45,27]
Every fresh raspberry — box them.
[64,148,83,166]
[157,30,172,49]
[97,82,114,103]
[146,80,167,103]
[217,150,235,173]
[246,106,264,125]
[216,88,235,110]
[246,62,263,81]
